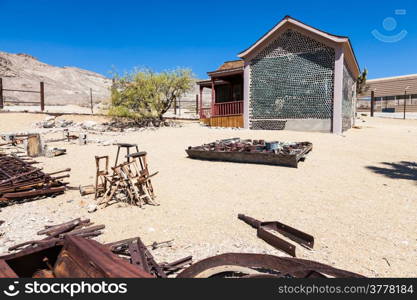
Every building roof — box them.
[217,60,244,71]
[366,74,417,83]
[360,74,417,97]
[238,15,360,78]
[206,60,244,78]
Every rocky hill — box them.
[0,51,112,106]
[0,51,211,117]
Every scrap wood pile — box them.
[0,153,70,205]
[187,138,313,168]
[94,144,158,208]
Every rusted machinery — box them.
[238,214,314,257]
[0,219,192,278]
[186,138,313,168]
[1,239,362,279]
[177,253,365,278]
[0,218,362,279]
[0,153,70,205]
[95,145,159,208]
[0,236,154,278]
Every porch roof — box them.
[196,79,231,88]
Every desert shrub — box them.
[109,68,194,121]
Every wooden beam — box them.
[199,86,203,118]
[211,78,216,116]
[0,78,3,109]
[40,82,45,111]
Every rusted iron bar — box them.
[177,253,365,278]
[0,154,69,204]
[38,218,82,235]
[238,214,314,257]
[9,219,102,252]
[161,256,193,275]
[133,238,167,278]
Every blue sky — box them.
[0,0,415,79]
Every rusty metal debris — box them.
[0,153,70,205]
[0,220,192,278]
[8,218,103,252]
[0,236,154,278]
[187,138,313,168]
[110,237,167,277]
[0,219,362,279]
[95,146,158,208]
[177,253,364,278]
[238,214,314,257]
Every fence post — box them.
[40,82,45,111]
[370,91,375,117]
[90,88,93,114]
[0,78,3,109]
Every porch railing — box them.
[200,107,212,119]
[213,101,243,117]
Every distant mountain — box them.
[0,51,111,106]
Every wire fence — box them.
[357,93,417,119]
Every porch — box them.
[197,61,244,128]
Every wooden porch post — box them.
[199,86,203,118]
[211,78,216,116]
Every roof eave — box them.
[238,16,348,59]
[238,15,360,78]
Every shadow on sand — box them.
[366,161,417,184]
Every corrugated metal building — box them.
[358,74,417,111]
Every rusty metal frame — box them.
[177,253,365,278]
[238,214,314,257]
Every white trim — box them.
[333,45,344,134]
[243,63,251,129]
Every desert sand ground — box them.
[0,112,416,277]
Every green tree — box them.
[109,68,194,121]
